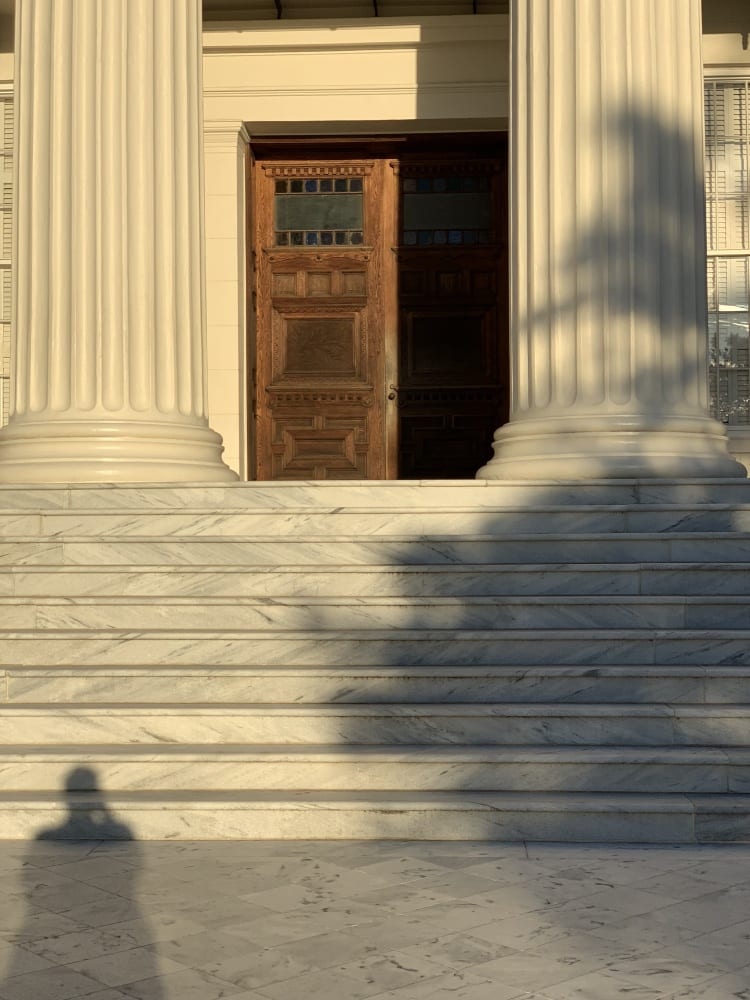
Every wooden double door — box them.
[250,136,508,480]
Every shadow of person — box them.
[36,766,135,841]
[0,768,166,1000]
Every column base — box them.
[477,413,747,480]
[0,417,239,483]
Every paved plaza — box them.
[0,838,749,1000]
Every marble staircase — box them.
[2,480,750,841]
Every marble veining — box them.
[4,478,750,840]
[17,594,728,632]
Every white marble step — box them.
[1,702,749,745]
[5,505,750,538]
[4,627,750,666]
[2,479,750,510]
[2,594,750,630]
[0,745,745,793]
[2,562,750,598]
[6,664,750,705]
[0,789,745,841]
[6,533,750,567]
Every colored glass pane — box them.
[402,184,492,235]
[275,192,363,234]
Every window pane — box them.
[403,192,491,231]
[705,79,750,426]
[401,174,492,245]
[705,81,749,252]
[274,175,364,249]
[708,257,750,424]
[275,192,363,233]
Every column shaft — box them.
[479,0,745,479]
[0,0,236,482]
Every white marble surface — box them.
[1,478,748,507]
[2,479,750,844]
[2,535,701,567]
[0,791,706,841]
[0,746,734,793]
[0,505,747,538]
[3,664,723,706]
[0,702,688,747]
[0,703,747,749]
[2,594,739,632]
[4,628,750,667]
[0,503,744,540]
[6,562,750,598]
[5,840,750,997]
[0,841,750,1000]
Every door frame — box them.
[246,132,507,480]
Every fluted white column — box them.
[479,0,745,479]
[0,0,237,482]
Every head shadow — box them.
[36,766,135,842]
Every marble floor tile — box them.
[0,964,104,1000]
[155,931,313,990]
[332,950,450,990]
[676,919,750,972]
[74,990,136,1000]
[100,913,206,948]
[340,913,442,952]
[21,927,134,966]
[223,908,359,948]
[195,946,314,992]
[585,913,700,951]
[118,967,246,1000]
[0,942,53,978]
[677,858,750,888]
[468,910,582,951]
[1,841,750,1000]
[269,928,385,970]
[346,882,457,913]
[56,896,146,929]
[465,947,606,991]
[527,930,639,967]
[67,946,188,989]
[663,968,750,999]
[0,909,86,945]
[252,965,386,1000]
[394,932,515,969]
[365,969,524,999]
[604,954,726,993]
[625,870,727,902]
[463,857,566,884]
[390,898,513,936]
[537,967,665,999]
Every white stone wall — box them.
[0,93,11,430]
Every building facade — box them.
[2,1,750,842]
[0,0,748,484]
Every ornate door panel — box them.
[253,155,392,480]
[396,151,508,478]
[250,138,506,480]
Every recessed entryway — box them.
[249,134,508,479]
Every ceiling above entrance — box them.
[203,0,507,20]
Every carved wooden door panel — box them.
[253,154,393,480]
[395,147,509,478]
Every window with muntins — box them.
[705,79,750,425]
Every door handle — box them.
[387,384,399,401]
